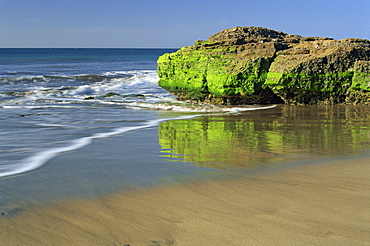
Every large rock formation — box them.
[157,26,370,105]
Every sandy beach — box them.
[1,156,369,246]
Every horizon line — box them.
[0,47,181,49]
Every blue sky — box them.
[1,0,369,48]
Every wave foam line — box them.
[127,102,277,113]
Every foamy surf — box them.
[127,101,276,113]
[0,70,171,106]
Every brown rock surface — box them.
[158,27,370,105]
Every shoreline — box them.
[1,156,369,245]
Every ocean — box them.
[1,49,370,213]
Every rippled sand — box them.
[1,157,369,246]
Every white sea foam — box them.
[63,70,159,98]
[102,70,156,77]
[127,102,276,113]
[37,123,80,129]
[1,70,162,106]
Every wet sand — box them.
[1,157,369,246]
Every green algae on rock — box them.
[157,27,370,105]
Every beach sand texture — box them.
[1,157,369,246]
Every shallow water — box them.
[0,49,271,179]
[1,105,369,216]
[159,105,370,172]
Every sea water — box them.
[1,49,370,213]
[0,48,274,178]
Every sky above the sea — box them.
[1,0,369,48]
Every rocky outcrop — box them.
[157,26,370,105]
